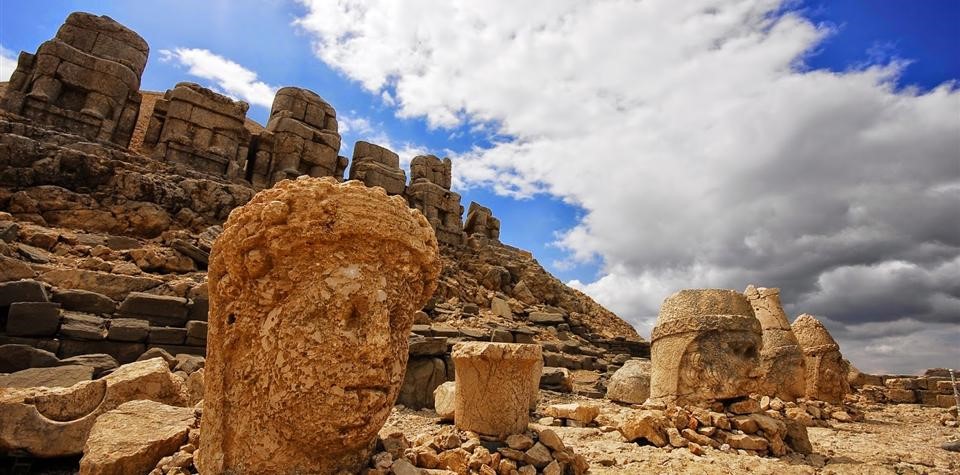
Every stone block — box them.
[188,297,208,322]
[409,336,448,357]
[0,279,49,306]
[938,394,959,408]
[148,327,187,345]
[185,320,207,340]
[937,380,959,394]
[52,288,116,315]
[491,329,513,343]
[885,388,917,403]
[0,364,93,388]
[59,312,107,340]
[5,301,61,337]
[147,344,204,357]
[529,312,565,325]
[0,344,61,373]
[108,318,149,342]
[185,336,207,347]
[119,292,189,327]
[58,339,146,364]
[397,357,446,409]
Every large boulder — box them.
[605,359,652,404]
[78,400,197,475]
[0,358,188,457]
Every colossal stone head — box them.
[200,177,441,474]
[650,289,763,405]
[792,314,850,404]
[744,285,806,401]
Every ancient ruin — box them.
[0,12,147,147]
[744,285,806,401]
[464,201,501,240]
[246,86,346,188]
[199,177,441,474]
[650,289,762,405]
[405,154,466,245]
[1,9,958,475]
[792,314,851,404]
[452,342,543,438]
[349,141,407,195]
[140,82,250,180]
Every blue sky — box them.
[1,1,957,372]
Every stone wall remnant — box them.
[792,314,850,404]
[348,141,406,195]
[650,289,762,406]
[0,12,148,147]
[141,82,250,180]
[744,285,806,401]
[405,154,465,245]
[451,342,542,438]
[463,201,500,240]
[247,86,346,188]
[199,177,441,474]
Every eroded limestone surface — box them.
[650,289,762,405]
[745,285,806,401]
[452,342,542,438]
[793,314,850,404]
[199,177,441,474]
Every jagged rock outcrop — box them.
[199,177,441,474]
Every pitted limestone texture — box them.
[650,289,762,406]
[200,177,441,474]
[451,342,542,439]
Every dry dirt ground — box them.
[385,393,960,474]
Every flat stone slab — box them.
[5,302,61,337]
[52,288,117,315]
[0,364,93,388]
[108,318,150,342]
[40,269,162,301]
[119,292,189,327]
[59,312,108,341]
[408,336,448,356]
[529,312,566,325]
[148,327,187,345]
[0,344,62,373]
[0,279,49,306]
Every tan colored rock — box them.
[0,365,93,388]
[792,314,850,403]
[744,285,806,401]
[544,403,600,424]
[199,177,441,474]
[650,289,762,405]
[0,12,147,147]
[349,141,406,195]
[434,381,456,421]
[78,400,196,475]
[463,201,500,240]
[0,358,188,457]
[605,359,652,404]
[451,342,542,438]
[619,409,669,447]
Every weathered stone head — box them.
[744,285,806,401]
[792,314,850,404]
[650,289,763,405]
[200,177,441,474]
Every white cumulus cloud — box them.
[295,0,960,373]
[159,47,277,109]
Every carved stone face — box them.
[650,289,764,405]
[201,178,440,474]
[678,328,762,401]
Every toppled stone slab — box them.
[0,344,62,372]
[148,326,186,345]
[118,292,189,327]
[0,364,93,388]
[52,288,117,315]
[79,400,196,475]
[59,312,108,340]
[40,269,162,301]
[529,311,565,325]
[107,317,149,342]
[60,353,119,378]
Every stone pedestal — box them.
[199,178,441,474]
[451,342,542,438]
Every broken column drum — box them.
[200,177,441,474]
[650,289,763,406]
[792,314,850,404]
[744,285,806,401]
[0,12,148,147]
[451,342,542,439]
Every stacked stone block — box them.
[141,82,250,180]
[0,12,148,147]
[405,154,465,245]
[464,201,501,240]
[349,141,407,195]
